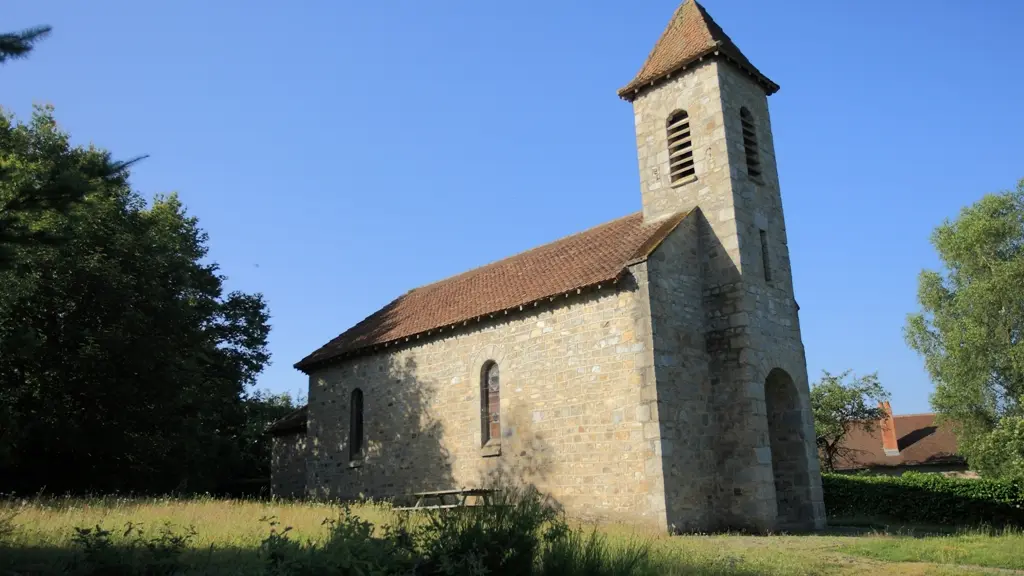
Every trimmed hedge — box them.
[823,472,1024,527]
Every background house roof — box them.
[836,412,962,470]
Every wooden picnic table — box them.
[393,488,496,511]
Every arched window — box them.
[740,107,762,181]
[666,110,695,184]
[349,388,364,460]
[480,361,500,446]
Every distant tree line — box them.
[0,26,294,495]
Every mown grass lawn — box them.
[1,497,1022,575]
[840,529,1024,572]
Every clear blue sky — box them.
[5,1,1023,414]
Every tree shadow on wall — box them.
[302,295,585,512]
[478,402,558,497]
[305,353,457,503]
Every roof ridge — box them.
[618,0,778,100]
[409,211,642,294]
[627,1,691,90]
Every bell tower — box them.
[620,0,787,285]
[620,0,826,531]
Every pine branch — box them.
[0,25,52,64]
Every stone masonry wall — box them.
[304,272,670,529]
[271,433,308,499]
[632,60,741,283]
[644,215,717,532]
[715,62,826,530]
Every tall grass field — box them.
[1,490,1022,575]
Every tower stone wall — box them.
[632,58,825,531]
[644,213,716,531]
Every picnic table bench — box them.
[393,488,496,511]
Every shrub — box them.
[257,485,656,575]
[71,521,197,575]
[414,485,563,574]
[258,507,415,576]
[823,472,1024,527]
[969,416,1024,482]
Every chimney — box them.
[879,401,899,456]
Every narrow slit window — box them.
[740,107,762,181]
[666,110,695,184]
[481,361,500,446]
[760,229,772,282]
[349,388,364,460]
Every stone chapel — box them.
[271,0,825,532]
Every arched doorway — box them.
[764,368,813,528]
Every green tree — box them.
[1,24,142,267]
[968,416,1024,481]
[905,178,1024,478]
[0,105,271,493]
[811,369,890,472]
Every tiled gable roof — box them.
[295,211,690,373]
[836,413,963,470]
[267,405,307,437]
[618,0,778,100]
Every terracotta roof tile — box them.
[836,413,963,470]
[295,211,690,372]
[618,0,778,100]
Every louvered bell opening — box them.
[740,110,762,181]
[667,112,695,184]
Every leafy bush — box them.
[414,485,563,574]
[258,507,415,576]
[823,472,1024,527]
[258,485,656,575]
[969,416,1024,482]
[71,521,197,575]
